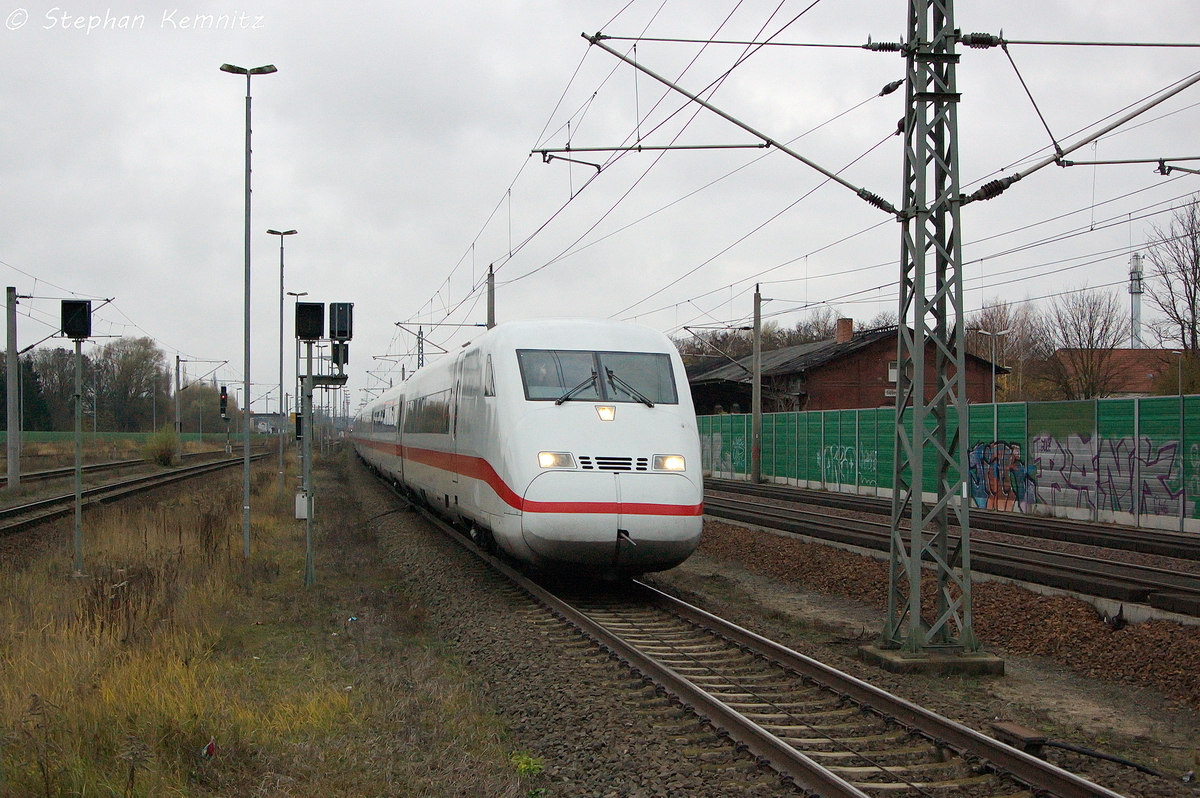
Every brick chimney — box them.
[835,317,853,343]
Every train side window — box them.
[484,355,496,397]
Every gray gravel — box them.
[352,459,1200,797]
[352,462,801,797]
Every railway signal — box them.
[61,299,92,576]
[295,299,352,587]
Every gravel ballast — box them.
[352,458,1200,797]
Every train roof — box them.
[355,318,680,420]
[468,318,677,354]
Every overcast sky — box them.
[1,0,1198,413]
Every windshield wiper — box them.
[555,371,597,405]
[606,368,654,407]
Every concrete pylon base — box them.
[859,644,1005,676]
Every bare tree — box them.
[861,309,897,330]
[1033,288,1131,400]
[790,306,840,343]
[1145,194,1200,352]
[965,298,1045,401]
[674,306,847,367]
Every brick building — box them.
[686,319,1001,414]
[1048,347,1177,398]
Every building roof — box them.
[687,325,1007,385]
[687,326,899,385]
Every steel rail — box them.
[0,447,253,489]
[376,475,1122,797]
[0,458,144,487]
[390,490,871,797]
[707,478,1200,561]
[640,582,1125,798]
[0,454,270,536]
[705,494,1200,608]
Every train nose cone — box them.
[521,472,620,567]
[521,471,702,574]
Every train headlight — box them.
[596,405,616,421]
[538,452,575,469]
[653,455,686,471]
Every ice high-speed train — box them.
[350,318,703,577]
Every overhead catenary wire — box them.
[645,182,1195,333]
[596,35,1200,50]
[401,0,717,337]
[413,0,832,347]
[612,128,897,319]
[405,0,686,333]
[410,4,1200,368]
[619,105,1200,326]
[490,2,811,294]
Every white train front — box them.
[350,318,703,577]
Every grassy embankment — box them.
[0,450,536,796]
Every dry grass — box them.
[0,450,531,796]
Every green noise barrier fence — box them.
[698,396,1200,532]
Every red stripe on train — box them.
[351,436,703,517]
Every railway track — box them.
[390,483,1127,798]
[0,452,269,537]
[706,478,1200,562]
[703,492,1200,617]
[0,447,252,489]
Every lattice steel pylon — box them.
[882,0,978,653]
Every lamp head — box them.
[221,64,276,76]
[267,229,298,236]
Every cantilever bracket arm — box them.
[537,150,602,172]
[963,70,1200,204]
[1158,159,1200,176]
[393,324,449,355]
[583,31,898,217]
[683,327,754,377]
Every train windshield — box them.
[517,349,678,404]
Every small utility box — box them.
[295,492,309,520]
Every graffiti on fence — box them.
[1096,436,1134,513]
[1190,444,1200,517]
[1139,438,1181,517]
[1040,434,1184,517]
[968,441,1036,512]
[819,445,856,488]
[1032,433,1097,510]
[701,428,732,475]
[859,448,878,488]
[731,434,746,474]
[703,406,1194,523]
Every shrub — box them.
[142,426,179,467]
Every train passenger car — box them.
[351,318,703,577]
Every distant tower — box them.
[1129,252,1144,349]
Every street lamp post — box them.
[978,328,1010,441]
[221,62,277,560]
[268,228,297,502]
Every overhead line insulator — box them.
[963,174,1021,204]
[961,32,1003,49]
[857,188,898,215]
[864,40,903,52]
